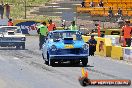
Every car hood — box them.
[48,40,85,49]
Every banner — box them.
[13,20,47,35]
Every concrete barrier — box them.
[95,37,112,57]
[123,47,132,62]
[111,46,124,60]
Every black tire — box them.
[50,59,55,66]
[79,77,90,87]
[47,52,55,66]
[16,45,20,49]
[82,58,88,67]
[46,52,49,65]
[22,43,25,50]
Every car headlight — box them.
[82,44,88,50]
[51,45,57,51]
[21,37,26,41]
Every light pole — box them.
[24,0,27,19]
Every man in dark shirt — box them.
[98,0,104,7]
[108,7,113,18]
[0,2,4,19]
[81,0,85,7]
[117,8,122,17]
[87,35,97,56]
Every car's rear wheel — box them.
[81,58,88,67]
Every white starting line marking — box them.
[50,3,59,4]
[13,57,20,60]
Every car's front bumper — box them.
[50,54,88,59]
[0,42,25,47]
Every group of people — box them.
[37,20,56,49]
[81,0,104,8]
[108,7,122,18]
[0,2,10,19]
[37,20,78,49]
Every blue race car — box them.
[42,30,89,66]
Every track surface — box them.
[0,36,132,88]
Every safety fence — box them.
[82,35,132,63]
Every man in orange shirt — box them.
[122,20,132,47]
[47,20,56,32]
[8,19,13,26]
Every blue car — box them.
[42,30,89,66]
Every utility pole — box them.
[24,0,27,19]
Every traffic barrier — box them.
[105,35,120,46]
[13,19,47,35]
[82,35,99,42]
[111,46,124,60]
[123,47,132,62]
[95,37,112,57]
[82,35,90,42]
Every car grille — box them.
[0,37,22,41]
[58,48,81,54]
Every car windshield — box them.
[49,31,82,41]
[0,27,21,33]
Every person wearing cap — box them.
[37,22,48,50]
[8,19,13,26]
[121,20,132,47]
[69,21,78,30]
[87,35,97,56]
[47,20,56,32]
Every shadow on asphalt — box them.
[51,63,94,67]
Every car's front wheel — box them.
[47,52,55,66]
[81,58,88,67]
[22,43,25,50]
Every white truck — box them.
[0,26,26,49]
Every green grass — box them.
[3,0,50,19]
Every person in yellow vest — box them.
[69,21,78,30]
[37,22,48,50]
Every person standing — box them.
[121,20,132,47]
[8,18,13,26]
[47,20,56,32]
[0,2,4,19]
[87,35,97,56]
[69,21,78,30]
[5,3,10,19]
[98,0,104,7]
[81,0,85,7]
[37,22,48,50]
[108,7,114,18]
